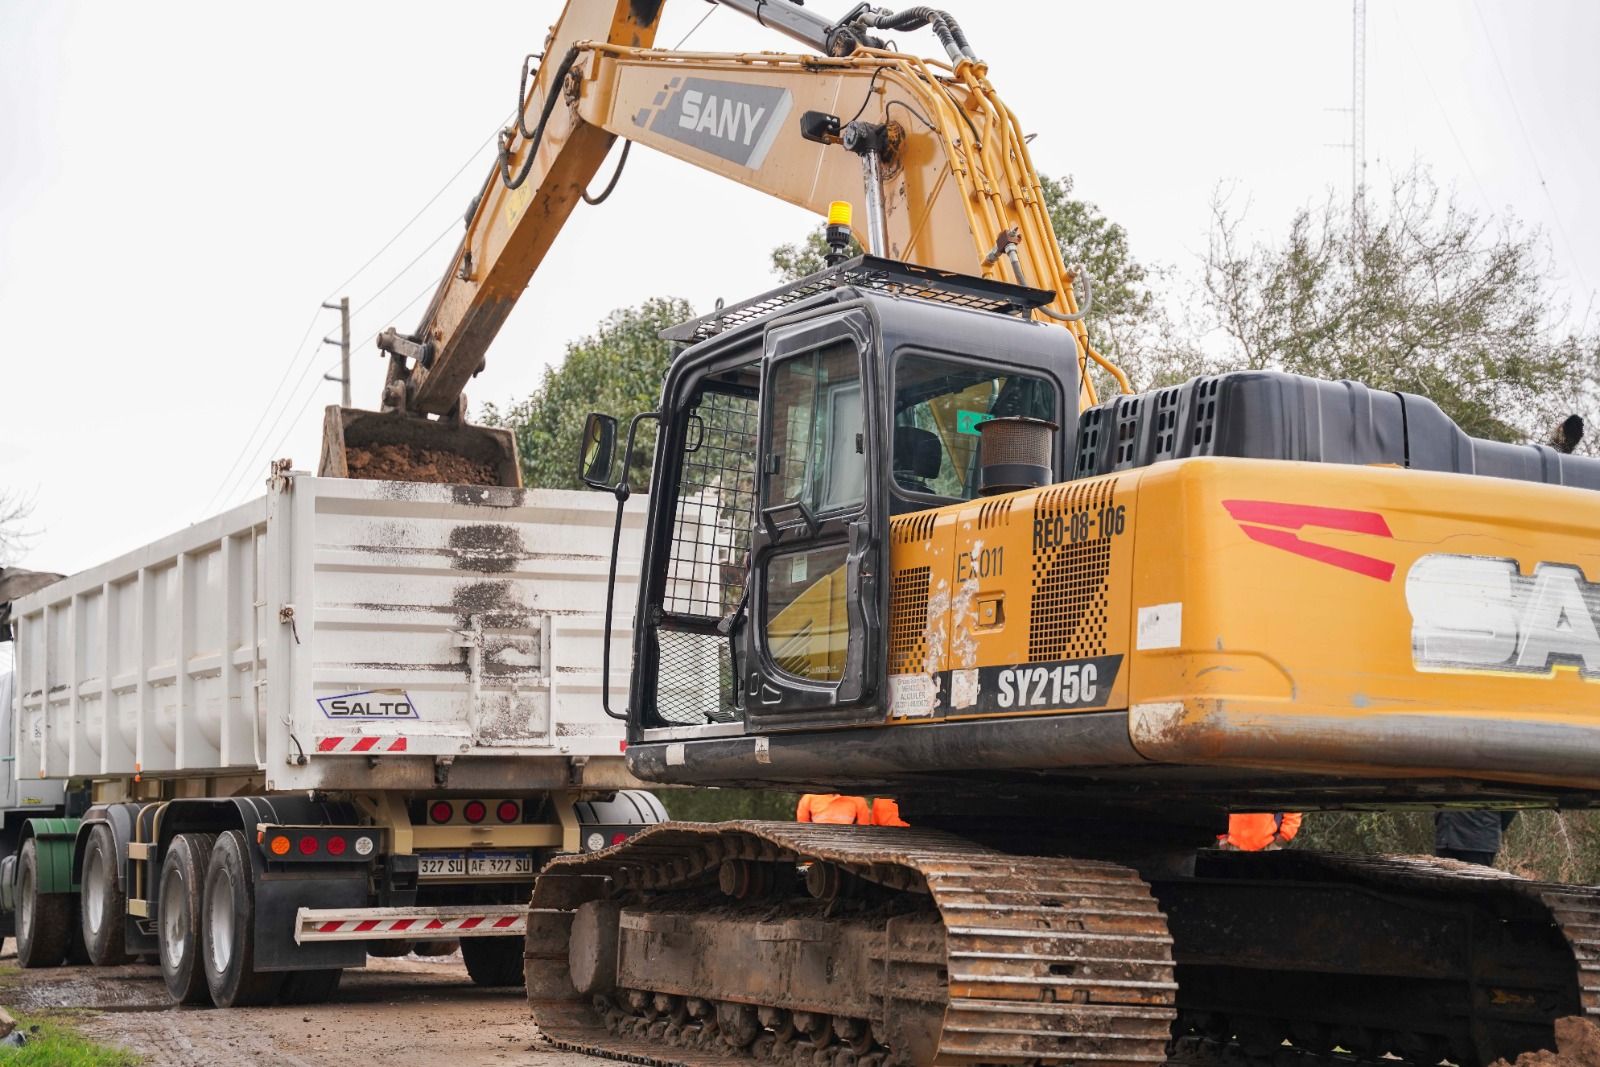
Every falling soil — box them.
[1490,1016,1600,1066]
[346,443,498,485]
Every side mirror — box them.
[579,412,618,491]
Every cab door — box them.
[744,306,888,730]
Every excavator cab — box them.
[579,256,1072,745]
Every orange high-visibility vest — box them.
[796,794,872,825]
[1218,812,1302,851]
[870,798,909,827]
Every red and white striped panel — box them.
[295,906,526,942]
[314,735,408,754]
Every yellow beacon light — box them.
[825,201,854,265]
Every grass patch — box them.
[0,1012,142,1067]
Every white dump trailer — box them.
[2,469,662,1006]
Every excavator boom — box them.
[322,0,1117,486]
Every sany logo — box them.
[677,89,768,146]
[1223,499,1395,581]
[636,77,793,169]
[1408,554,1600,678]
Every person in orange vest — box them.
[796,793,872,825]
[1217,812,1302,851]
[869,797,909,827]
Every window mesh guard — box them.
[654,388,758,726]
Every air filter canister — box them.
[977,416,1057,495]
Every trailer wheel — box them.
[158,832,216,1004]
[279,968,343,1004]
[81,825,134,966]
[461,936,524,987]
[15,838,68,968]
[202,830,283,1007]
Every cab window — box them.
[892,354,1058,500]
[766,342,864,515]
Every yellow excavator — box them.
[323,2,1600,1064]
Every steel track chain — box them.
[526,821,1176,1067]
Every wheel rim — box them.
[85,845,107,936]
[207,868,235,975]
[17,857,33,946]
[160,866,188,971]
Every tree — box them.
[1037,175,1168,395]
[0,490,35,566]
[769,227,862,281]
[770,174,1163,397]
[479,297,694,490]
[1196,168,1598,444]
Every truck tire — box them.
[279,968,342,1004]
[159,832,216,1005]
[461,936,524,987]
[202,830,283,1007]
[365,940,411,958]
[81,825,134,966]
[15,838,68,968]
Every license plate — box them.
[467,851,535,878]
[418,853,466,879]
[417,852,534,879]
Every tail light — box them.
[610,831,629,846]
[497,801,520,824]
[429,801,453,824]
[298,836,320,856]
[326,835,348,857]
[463,800,487,824]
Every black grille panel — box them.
[1028,480,1117,661]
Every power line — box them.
[228,279,442,504]
[322,112,511,302]
[203,116,509,514]
[1469,0,1592,298]
[1390,3,1494,213]
[199,306,325,515]
[672,5,717,49]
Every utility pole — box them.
[322,297,351,408]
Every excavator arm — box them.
[326,0,1122,485]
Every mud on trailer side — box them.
[1,470,663,1006]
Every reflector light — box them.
[326,836,347,857]
[298,836,320,856]
[610,831,629,846]
[464,800,487,824]
[429,801,453,824]
[497,801,519,824]
[270,835,291,856]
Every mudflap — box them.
[21,817,81,894]
[251,856,369,972]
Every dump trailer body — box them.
[3,473,662,997]
[0,671,66,823]
[12,474,640,792]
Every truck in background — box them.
[1,469,663,1006]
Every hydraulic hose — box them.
[857,7,979,65]
[500,46,582,192]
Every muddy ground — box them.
[1,939,605,1067]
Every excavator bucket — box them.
[317,406,522,488]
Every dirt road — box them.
[2,941,608,1067]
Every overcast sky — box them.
[2,0,1596,580]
